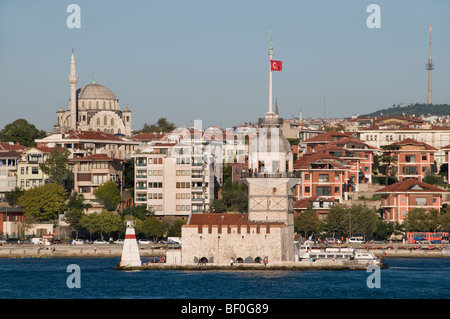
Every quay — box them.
[1,243,449,260]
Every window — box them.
[415,198,427,206]
[401,197,407,203]
[305,186,310,193]
[405,155,416,163]
[316,187,331,196]
[334,174,340,181]
[319,174,329,182]
[432,197,437,203]
[31,167,39,175]
[403,166,418,175]
[334,187,340,193]
[422,155,427,161]
[305,174,310,180]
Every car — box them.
[72,239,84,245]
[0,240,6,245]
[166,239,179,245]
[138,239,152,244]
[417,240,431,245]
[114,239,124,244]
[6,238,20,244]
[440,237,449,244]
[93,240,108,244]
[324,238,342,245]
[348,237,365,244]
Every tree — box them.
[18,183,67,221]
[5,187,25,206]
[138,216,167,242]
[80,212,101,240]
[167,219,187,237]
[439,209,450,232]
[97,210,122,240]
[325,204,378,238]
[65,193,91,239]
[140,118,176,133]
[325,205,348,237]
[404,208,440,232]
[39,148,72,188]
[294,206,322,238]
[120,205,153,221]
[379,145,400,186]
[94,181,121,211]
[0,119,47,147]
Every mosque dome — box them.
[77,83,117,100]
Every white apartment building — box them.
[134,143,215,221]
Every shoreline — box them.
[1,243,449,260]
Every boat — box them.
[298,241,382,266]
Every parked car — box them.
[348,237,365,244]
[93,240,108,244]
[138,239,152,244]
[166,239,179,245]
[6,238,20,244]
[440,237,449,244]
[417,240,431,244]
[0,240,6,245]
[72,239,84,245]
[324,238,342,245]
[114,239,124,244]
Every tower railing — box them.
[240,171,301,179]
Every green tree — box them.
[5,187,25,206]
[439,209,450,232]
[138,217,167,242]
[167,219,187,237]
[348,205,378,238]
[325,205,348,237]
[140,118,176,133]
[94,181,121,211]
[97,210,122,240]
[18,183,67,221]
[80,212,101,240]
[294,206,322,238]
[404,208,440,232]
[0,119,47,147]
[379,144,400,186]
[39,148,72,188]
[120,205,153,221]
[65,193,91,239]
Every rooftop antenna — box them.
[426,24,434,105]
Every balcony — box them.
[240,172,301,179]
[192,198,204,202]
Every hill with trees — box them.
[361,103,450,118]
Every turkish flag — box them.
[270,60,283,71]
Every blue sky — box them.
[0,0,449,132]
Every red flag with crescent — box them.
[270,60,283,71]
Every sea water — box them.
[0,257,448,299]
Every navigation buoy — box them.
[120,220,141,267]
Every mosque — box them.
[53,52,132,136]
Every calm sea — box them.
[0,257,448,300]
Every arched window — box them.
[118,129,121,134]
[104,116,107,126]
[96,101,99,109]
[97,118,100,125]
[111,118,114,126]
[103,101,106,108]
[89,101,92,108]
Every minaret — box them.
[68,50,78,130]
[426,25,434,105]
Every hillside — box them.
[361,103,450,118]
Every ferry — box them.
[297,242,381,266]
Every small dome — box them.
[77,83,117,100]
[249,129,292,154]
[57,107,65,113]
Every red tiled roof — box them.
[294,152,351,170]
[389,138,437,151]
[376,179,447,193]
[0,142,28,152]
[187,213,285,228]
[69,153,115,162]
[64,131,124,142]
[302,131,353,144]
[132,132,165,140]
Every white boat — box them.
[298,242,381,266]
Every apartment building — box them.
[134,143,214,221]
[16,146,53,190]
[69,153,124,211]
[376,179,446,223]
[387,138,437,182]
[0,143,28,200]
[293,152,351,203]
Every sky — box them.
[0,0,449,133]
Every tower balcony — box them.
[240,171,301,179]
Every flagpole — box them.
[268,32,273,114]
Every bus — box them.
[406,232,449,244]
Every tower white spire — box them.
[268,31,274,115]
[68,51,78,130]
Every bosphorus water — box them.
[0,257,448,299]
